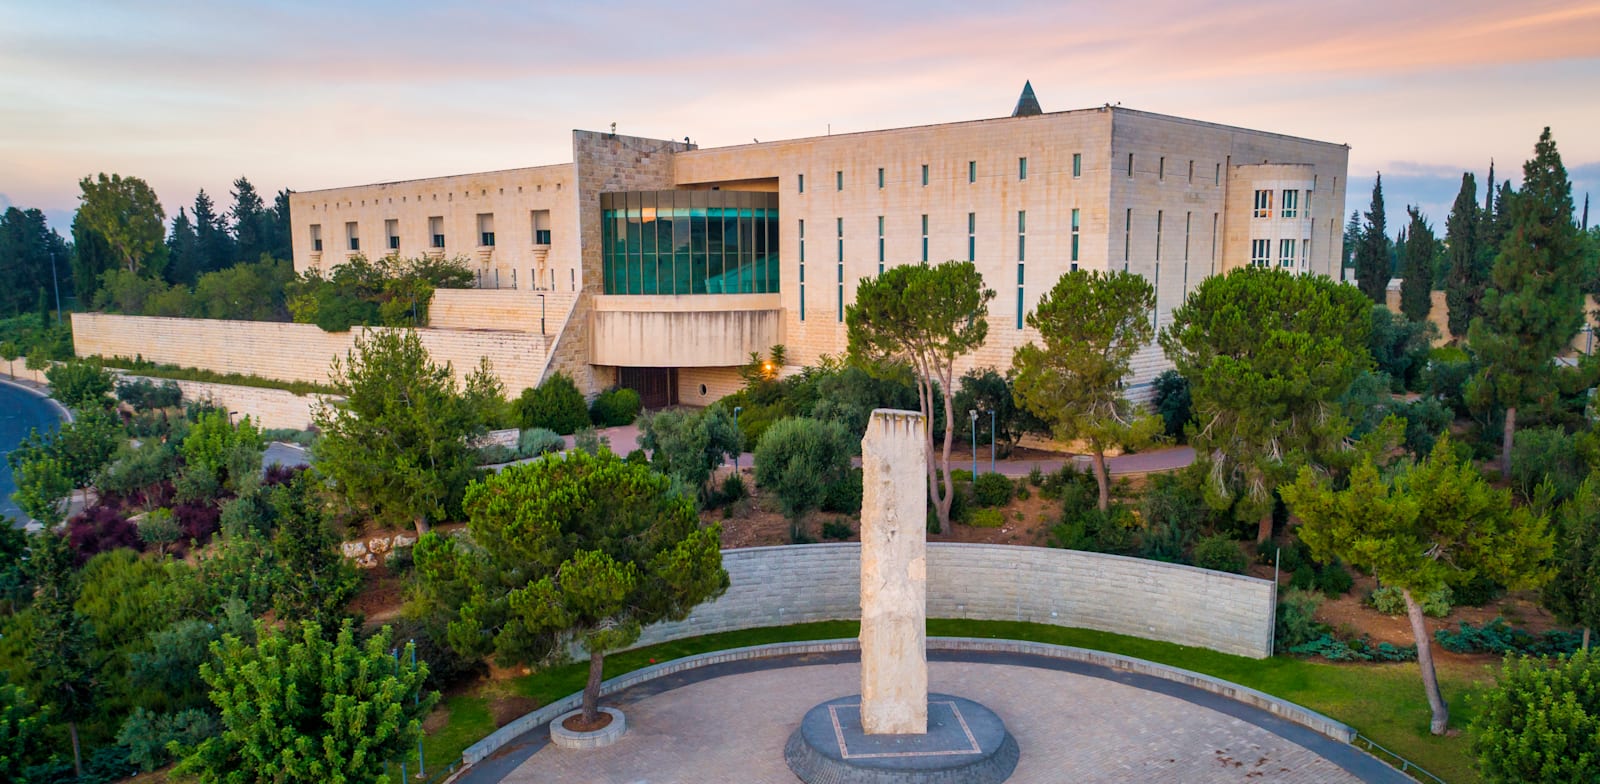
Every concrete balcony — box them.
[589,294,783,368]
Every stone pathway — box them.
[488,657,1395,784]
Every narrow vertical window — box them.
[385,219,399,251]
[837,218,844,322]
[1214,163,1220,186]
[1211,213,1219,270]
[1280,239,1296,268]
[1127,153,1134,177]
[1158,157,1165,180]
[799,219,806,321]
[798,173,805,193]
[837,260,844,322]
[346,221,359,252]
[1070,208,1080,270]
[1018,157,1028,180]
[1123,208,1131,269]
[877,215,885,274]
[1072,153,1082,178]
[921,164,929,186]
[1152,261,1160,329]
[920,214,929,262]
[836,217,843,262]
[1188,160,1194,183]
[1016,263,1025,330]
[1183,212,1192,261]
[967,212,976,262]
[310,224,322,252]
[1155,210,1163,262]
[1017,210,1026,261]
[836,170,843,191]
[877,168,885,189]
[968,161,976,183]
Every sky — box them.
[2,0,1598,238]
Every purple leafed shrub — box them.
[262,464,305,487]
[173,501,221,549]
[67,506,143,563]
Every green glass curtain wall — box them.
[601,190,780,295]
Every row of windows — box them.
[1253,189,1311,220]
[308,212,552,253]
[799,154,1078,193]
[1126,154,1221,185]
[600,191,780,296]
[1249,238,1313,268]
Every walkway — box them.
[457,649,1406,784]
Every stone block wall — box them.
[127,376,331,431]
[429,289,576,333]
[631,542,1276,659]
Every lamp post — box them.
[733,406,743,472]
[990,409,996,474]
[48,244,62,326]
[969,409,978,479]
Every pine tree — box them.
[1443,173,1483,338]
[265,189,294,261]
[192,189,235,274]
[230,177,265,264]
[1354,174,1391,302]
[165,207,201,286]
[1400,206,1437,323]
[28,532,96,776]
[1342,210,1362,273]
[1467,128,1587,477]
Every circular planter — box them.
[549,706,627,749]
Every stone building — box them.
[288,85,1349,406]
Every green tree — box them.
[1160,266,1371,542]
[1471,649,1600,783]
[951,368,1038,459]
[1012,269,1163,511]
[177,621,436,784]
[1399,206,1438,322]
[230,177,267,265]
[27,532,95,776]
[1354,174,1391,303]
[10,452,72,528]
[1467,128,1587,477]
[76,173,166,278]
[1443,172,1485,338]
[269,474,359,628]
[0,341,18,378]
[0,207,70,318]
[1544,475,1600,650]
[165,207,203,286]
[637,404,741,498]
[411,450,726,724]
[0,675,42,782]
[191,189,235,275]
[513,371,590,434]
[314,329,491,534]
[71,210,118,304]
[44,359,114,410]
[181,409,263,493]
[1282,437,1553,734]
[753,417,855,523]
[1341,209,1362,272]
[49,408,123,507]
[846,261,994,533]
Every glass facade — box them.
[601,191,780,295]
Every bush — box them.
[1288,633,1416,663]
[1510,427,1585,506]
[1368,585,1452,617]
[1471,649,1600,784]
[67,505,142,562]
[117,707,220,772]
[821,467,863,515]
[1192,534,1247,574]
[625,448,648,465]
[1151,369,1193,441]
[1138,518,1193,563]
[1314,561,1353,597]
[1274,589,1326,649]
[1050,505,1135,554]
[116,377,183,410]
[1026,465,1044,487]
[708,472,748,508]
[754,417,853,520]
[475,443,517,466]
[639,405,742,497]
[972,472,1015,507]
[45,359,114,409]
[1452,574,1503,607]
[1140,471,1210,533]
[260,428,317,447]
[968,508,1005,528]
[1436,617,1584,656]
[513,372,590,434]
[571,427,609,456]
[588,387,642,427]
[821,520,854,540]
[137,507,181,553]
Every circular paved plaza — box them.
[494,657,1398,784]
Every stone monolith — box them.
[858,409,928,735]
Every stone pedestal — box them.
[859,409,928,735]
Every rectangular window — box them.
[798,174,804,193]
[1072,153,1082,178]
[967,212,975,262]
[1253,189,1273,218]
[1123,208,1132,267]
[1188,160,1194,184]
[477,213,495,247]
[799,220,806,321]
[1158,157,1165,180]
[877,168,885,189]
[1214,163,1221,186]
[920,214,929,262]
[969,161,976,183]
[1211,213,1219,267]
[1303,236,1312,268]
[1127,153,1134,177]
[1281,189,1299,219]
[1279,238,1297,267]
[837,217,844,263]
[1251,239,1271,267]
[1155,210,1163,262]
[837,260,844,323]
[1183,212,1191,261]
[386,219,399,251]
[429,216,444,248]
[877,216,885,273]
[1070,208,1080,268]
[1018,157,1028,180]
[309,224,322,252]
[532,209,551,245]
[836,170,843,191]
[921,164,929,186]
[346,222,359,252]
[798,219,805,263]
[1017,210,1026,262]
[1016,264,1025,330]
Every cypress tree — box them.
[192,189,235,274]
[1443,173,1483,338]
[1467,127,1586,476]
[164,207,201,286]
[1354,174,1391,302]
[1400,207,1437,323]
[230,176,265,263]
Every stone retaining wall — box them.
[128,376,332,431]
[634,543,1275,659]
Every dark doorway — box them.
[618,367,678,409]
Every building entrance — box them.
[618,367,678,409]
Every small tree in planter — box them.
[411,450,727,728]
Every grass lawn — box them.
[419,619,1492,784]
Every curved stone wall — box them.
[632,543,1276,659]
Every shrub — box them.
[1138,518,1193,563]
[1151,369,1193,441]
[625,448,648,465]
[1140,471,1210,534]
[475,444,517,466]
[1368,585,1452,617]
[513,372,590,434]
[1288,633,1416,662]
[972,472,1015,507]
[45,359,114,409]
[67,505,142,562]
[821,467,863,515]
[821,520,854,540]
[754,417,853,520]
[1026,465,1044,487]
[260,428,317,447]
[968,508,1005,528]
[1436,617,1583,656]
[1274,589,1326,649]
[710,472,748,508]
[571,427,609,456]
[1014,479,1030,500]
[1050,505,1135,554]
[1315,561,1354,597]
[639,405,742,497]
[1510,427,1585,506]
[1470,649,1600,784]
[588,387,642,427]
[116,377,183,410]
[172,500,222,546]
[1192,534,1247,574]
[137,507,181,553]
[117,707,219,772]
[1452,574,1503,607]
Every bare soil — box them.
[561,710,614,732]
[349,565,407,626]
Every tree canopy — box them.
[1354,173,1391,303]
[846,261,993,533]
[77,173,166,278]
[1399,205,1437,322]
[1443,172,1485,338]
